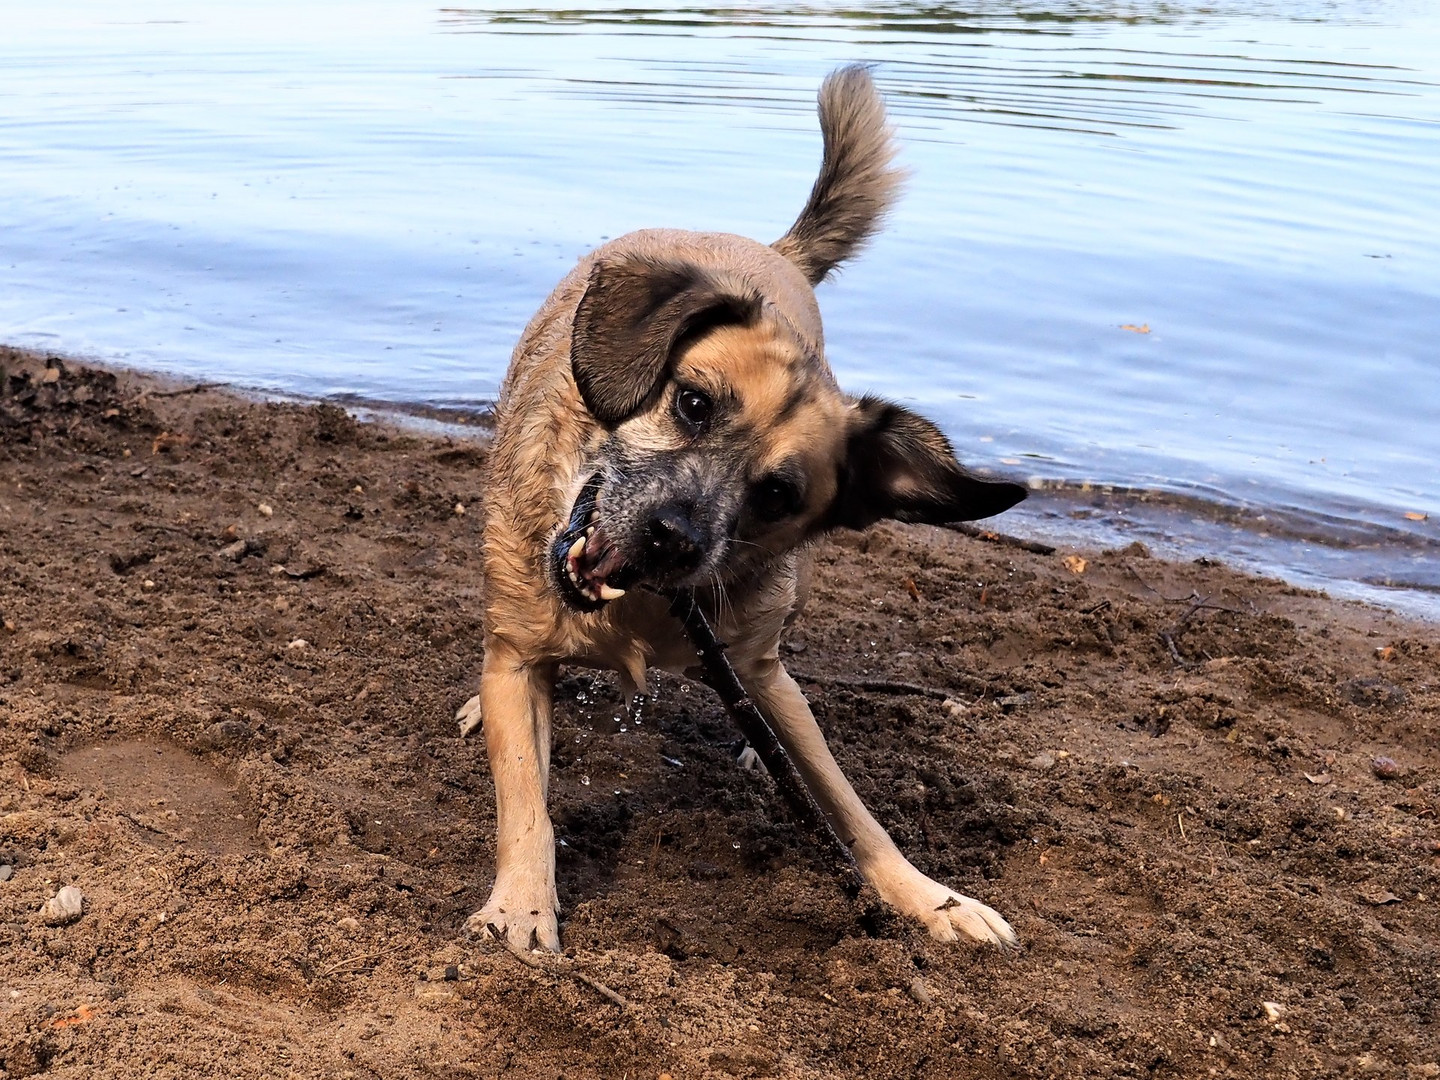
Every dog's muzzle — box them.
[551,473,635,611]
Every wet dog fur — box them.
[456,65,1027,951]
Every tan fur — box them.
[459,67,1020,952]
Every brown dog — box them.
[456,65,1026,951]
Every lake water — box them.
[4,1,1438,617]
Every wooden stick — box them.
[495,936,630,1010]
[659,588,864,896]
[937,521,1056,556]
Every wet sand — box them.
[2,348,1437,1078]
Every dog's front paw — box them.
[872,866,1015,947]
[466,876,561,952]
[455,694,483,738]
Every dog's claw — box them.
[466,893,561,953]
[456,694,483,738]
[921,891,1016,947]
[868,863,1016,947]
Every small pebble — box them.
[1262,1000,1286,1022]
[1372,756,1402,780]
[41,885,85,926]
[336,916,360,932]
[288,638,309,650]
[203,719,251,746]
[906,976,935,1006]
[443,964,460,982]
[453,502,466,516]
[257,502,274,518]
[0,864,14,882]
[217,539,248,561]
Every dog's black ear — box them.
[571,256,761,424]
[822,396,1027,531]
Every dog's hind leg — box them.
[741,658,1016,947]
[464,642,562,951]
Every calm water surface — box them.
[3,2,1438,614]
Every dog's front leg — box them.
[465,642,562,951]
[741,659,1015,946]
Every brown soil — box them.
[1,348,1437,1080]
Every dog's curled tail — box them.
[772,65,905,285]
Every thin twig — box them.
[1124,564,1249,615]
[793,670,994,701]
[494,937,630,1010]
[138,382,223,400]
[657,588,864,896]
[1158,595,1208,668]
[937,521,1056,556]
[318,942,406,978]
[788,674,952,701]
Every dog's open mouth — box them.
[551,473,635,611]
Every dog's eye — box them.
[750,476,802,522]
[674,388,713,432]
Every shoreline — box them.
[2,347,1437,1077]
[6,343,1437,624]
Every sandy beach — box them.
[1,347,1436,1079]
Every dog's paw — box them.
[736,744,764,773]
[465,892,561,952]
[455,694,483,738]
[874,868,1016,947]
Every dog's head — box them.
[551,253,1026,611]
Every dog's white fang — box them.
[596,583,626,601]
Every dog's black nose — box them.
[645,503,703,573]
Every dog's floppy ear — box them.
[571,256,761,424]
[822,395,1027,531]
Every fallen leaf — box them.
[1376,646,1395,662]
[1404,511,1428,521]
[151,431,191,455]
[1119,323,1151,334]
[1360,890,1402,906]
[52,1003,99,1028]
[1303,772,1331,785]
[1062,555,1088,574]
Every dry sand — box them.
[1,348,1437,1078]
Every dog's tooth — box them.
[567,566,582,587]
[596,583,626,601]
[567,534,586,560]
